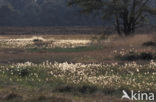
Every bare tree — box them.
[68,0,156,36]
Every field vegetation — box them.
[0,28,155,102]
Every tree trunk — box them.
[122,9,130,35]
[115,15,121,35]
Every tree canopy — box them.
[68,0,156,35]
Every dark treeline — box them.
[0,0,104,26]
[0,0,156,27]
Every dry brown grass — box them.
[0,33,155,65]
[0,87,132,102]
[0,34,97,40]
[0,32,155,102]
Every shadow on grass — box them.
[32,96,72,102]
[0,93,72,102]
[116,52,156,61]
[54,84,126,96]
[142,41,156,47]
[55,84,98,94]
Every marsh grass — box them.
[0,33,156,102]
[142,41,156,47]
[27,46,104,53]
[116,52,156,61]
[0,61,155,102]
[0,61,155,95]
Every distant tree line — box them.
[0,0,156,31]
[0,0,103,26]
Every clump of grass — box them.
[142,41,156,47]
[100,34,109,40]
[116,52,155,61]
[7,67,31,77]
[33,39,43,42]
[33,38,44,48]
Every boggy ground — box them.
[0,33,155,65]
[0,33,156,102]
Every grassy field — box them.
[0,30,156,102]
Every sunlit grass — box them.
[0,34,155,101]
[0,61,155,95]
